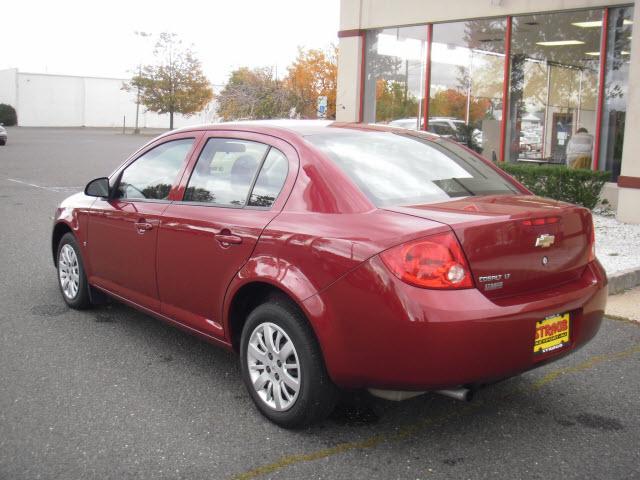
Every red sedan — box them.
[52,121,607,428]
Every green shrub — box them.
[496,163,610,210]
[0,104,17,126]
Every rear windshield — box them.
[306,131,519,207]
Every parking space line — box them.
[7,177,82,192]
[231,341,640,480]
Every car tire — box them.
[0,140,5,146]
[57,232,91,309]
[240,296,338,428]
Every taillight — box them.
[588,215,596,262]
[380,231,474,289]
[522,216,560,226]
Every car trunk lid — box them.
[385,195,593,299]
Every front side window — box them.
[183,138,269,207]
[307,131,518,207]
[116,138,194,200]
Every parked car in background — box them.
[51,120,606,428]
[0,124,7,146]
[389,117,482,146]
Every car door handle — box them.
[135,221,153,234]
[216,232,242,246]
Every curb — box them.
[607,267,640,295]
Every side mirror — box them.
[85,177,110,198]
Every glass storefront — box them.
[430,19,506,159]
[600,6,634,179]
[508,10,602,166]
[362,26,427,127]
[361,5,634,178]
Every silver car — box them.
[0,125,7,146]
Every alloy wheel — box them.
[58,244,80,300]
[246,322,301,411]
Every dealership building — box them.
[336,0,640,223]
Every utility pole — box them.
[133,30,152,135]
[134,63,141,135]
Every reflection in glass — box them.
[116,139,194,200]
[508,10,602,165]
[600,6,634,180]
[248,148,288,207]
[429,19,506,159]
[307,131,517,207]
[363,26,427,127]
[184,139,268,206]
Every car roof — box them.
[167,119,441,141]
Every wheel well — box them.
[228,282,306,352]
[51,223,73,266]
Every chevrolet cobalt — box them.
[52,121,606,427]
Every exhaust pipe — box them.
[434,388,473,402]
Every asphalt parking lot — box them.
[1,127,639,480]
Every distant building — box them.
[336,0,640,223]
[0,68,217,129]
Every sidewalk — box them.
[606,286,640,322]
[593,211,640,295]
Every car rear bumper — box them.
[306,257,607,390]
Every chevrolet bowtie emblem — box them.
[535,234,555,248]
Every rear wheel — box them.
[57,233,91,309]
[240,298,337,428]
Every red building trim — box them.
[358,31,366,123]
[423,24,433,131]
[618,176,640,189]
[593,8,609,171]
[338,29,365,38]
[499,16,512,163]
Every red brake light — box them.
[522,216,560,226]
[380,232,474,289]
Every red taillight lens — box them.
[588,215,596,262]
[522,216,560,226]
[380,232,474,289]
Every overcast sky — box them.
[2,0,340,86]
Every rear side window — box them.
[116,138,194,200]
[248,148,288,207]
[306,131,518,207]
[183,138,268,207]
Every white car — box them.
[0,125,7,146]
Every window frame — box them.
[174,131,297,212]
[107,132,201,204]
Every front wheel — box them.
[57,232,91,309]
[240,298,338,428]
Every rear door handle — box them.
[135,221,153,234]
[216,231,242,246]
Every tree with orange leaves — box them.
[286,46,337,119]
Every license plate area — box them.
[534,312,570,355]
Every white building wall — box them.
[17,73,85,126]
[617,3,640,223]
[0,69,217,128]
[0,68,18,107]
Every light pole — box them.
[133,31,152,134]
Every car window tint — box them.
[183,138,268,206]
[116,139,194,200]
[248,148,288,208]
[306,131,518,207]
